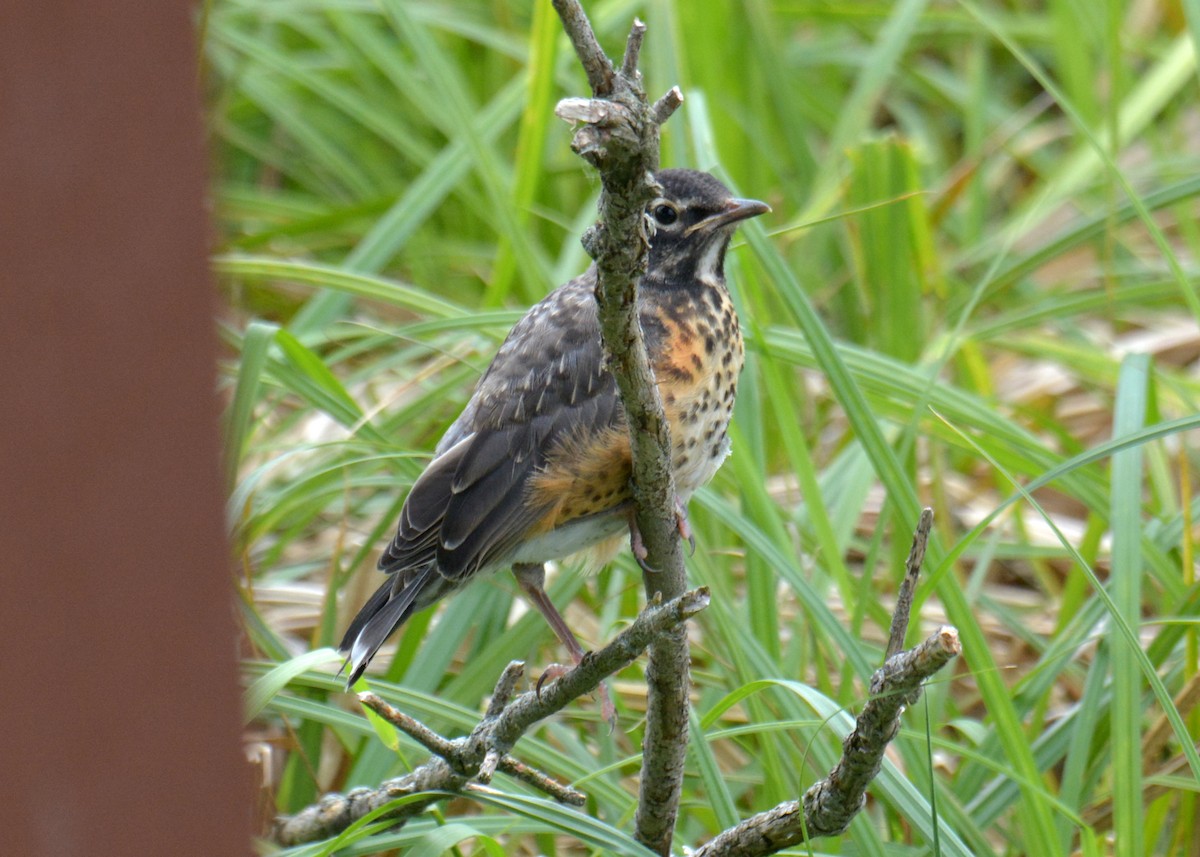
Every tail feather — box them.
[337,577,392,654]
[339,566,438,688]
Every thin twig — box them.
[498,757,587,806]
[360,693,461,761]
[551,0,614,95]
[621,19,646,79]
[886,507,933,658]
[478,748,502,784]
[651,86,684,126]
[485,661,525,717]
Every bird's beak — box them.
[685,197,772,235]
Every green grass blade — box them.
[1110,354,1150,856]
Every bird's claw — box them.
[629,517,659,573]
[536,663,571,700]
[633,540,659,574]
[674,498,696,556]
[628,497,695,569]
[536,663,618,732]
[600,687,617,733]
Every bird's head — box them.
[644,169,770,285]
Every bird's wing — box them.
[379,269,625,581]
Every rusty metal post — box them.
[0,2,250,853]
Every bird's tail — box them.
[338,565,439,689]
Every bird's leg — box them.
[512,562,616,727]
[627,496,695,572]
[515,563,588,664]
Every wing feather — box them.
[379,269,621,582]
[343,269,624,682]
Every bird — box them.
[339,168,768,690]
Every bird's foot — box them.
[674,496,696,556]
[628,497,695,571]
[535,662,571,698]
[536,662,617,732]
[629,517,657,574]
[598,682,617,732]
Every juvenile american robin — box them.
[339,169,768,688]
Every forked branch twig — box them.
[272,589,710,846]
[693,509,960,856]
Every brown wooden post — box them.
[0,2,250,854]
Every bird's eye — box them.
[652,204,678,225]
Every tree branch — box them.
[550,3,690,853]
[692,509,960,856]
[272,588,710,846]
[802,626,960,837]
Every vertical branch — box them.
[550,2,687,852]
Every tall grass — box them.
[210,1,1200,853]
